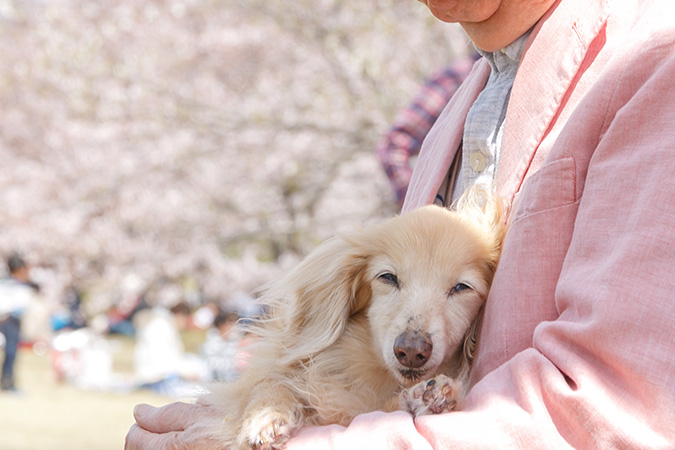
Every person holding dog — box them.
[126,0,675,448]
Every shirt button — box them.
[469,152,487,172]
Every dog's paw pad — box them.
[401,374,461,416]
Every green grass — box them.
[0,332,206,450]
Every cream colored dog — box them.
[199,191,504,449]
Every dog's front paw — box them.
[400,374,461,416]
[251,419,290,450]
[240,407,298,450]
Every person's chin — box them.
[424,0,502,24]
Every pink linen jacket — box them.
[287,0,675,448]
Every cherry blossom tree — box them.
[0,0,469,313]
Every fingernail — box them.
[133,404,149,418]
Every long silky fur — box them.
[197,187,505,449]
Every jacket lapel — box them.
[496,0,610,203]
[402,60,490,213]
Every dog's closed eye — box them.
[448,283,472,296]
[377,272,399,288]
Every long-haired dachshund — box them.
[197,189,504,449]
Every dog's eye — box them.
[449,283,472,295]
[377,272,399,287]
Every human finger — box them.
[133,402,206,434]
[125,422,224,450]
[125,423,188,450]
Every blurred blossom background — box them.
[0,0,470,448]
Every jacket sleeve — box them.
[285,35,675,450]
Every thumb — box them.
[133,402,202,433]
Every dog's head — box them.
[362,201,502,386]
[262,190,503,386]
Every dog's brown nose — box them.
[393,330,432,369]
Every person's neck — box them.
[476,30,532,73]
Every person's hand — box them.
[124,401,223,450]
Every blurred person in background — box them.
[0,253,38,391]
[51,283,87,332]
[127,0,675,447]
[375,53,478,208]
[107,278,148,337]
[200,310,242,382]
[20,269,52,348]
[133,301,208,397]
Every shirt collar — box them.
[477,30,532,74]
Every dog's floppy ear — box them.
[262,235,371,363]
[448,306,483,395]
[462,306,483,366]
